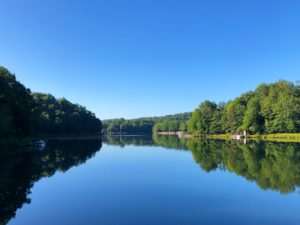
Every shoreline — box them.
[0,134,103,147]
[206,133,300,142]
[155,132,300,143]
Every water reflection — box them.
[102,135,155,147]
[186,139,300,194]
[0,139,102,225]
[106,135,300,194]
[103,135,188,150]
[2,136,300,225]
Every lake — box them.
[1,136,300,225]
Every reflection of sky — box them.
[9,144,300,225]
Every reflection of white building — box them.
[233,130,247,140]
[234,135,242,140]
[177,132,189,138]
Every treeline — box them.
[0,67,102,137]
[103,112,191,134]
[152,120,187,133]
[106,81,300,136]
[188,80,300,135]
[103,118,154,134]
[32,93,101,135]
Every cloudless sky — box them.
[0,0,299,119]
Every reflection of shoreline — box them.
[102,135,155,148]
[103,134,151,137]
[47,135,102,140]
[0,136,103,150]
[0,139,102,225]
[187,139,300,195]
[104,135,300,195]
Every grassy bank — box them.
[156,132,300,143]
[248,133,300,142]
[205,133,300,143]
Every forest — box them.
[149,80,300,136]
[187,80,300,135]
[104,80,299,136]
[0,67,102,138]
[103,112,191,134]
[1,66,299,138]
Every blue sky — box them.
[0,0,299,119]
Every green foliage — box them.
[242,97,263,133]
[103,118,154,134]
[32,93,102,135]
[0,67,36,136]
[104,112,192,134]
[259,81,300,133]
[0,67,102,137]
[188,81,300,135]
[153,120,181,133]
[188,101,226,135]
[179,121,187,132]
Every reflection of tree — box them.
[102,135,155,147]
[4,136,298,225]
[152,135,189,151]
[187,139,300,194]
[103,135,189,151]
[152,135,300,194]
[0,139,102,225]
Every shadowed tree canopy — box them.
[0,67,36,136]
[32,93,102,135]
[0,67,102,138]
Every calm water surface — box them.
[1,136,300,225]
